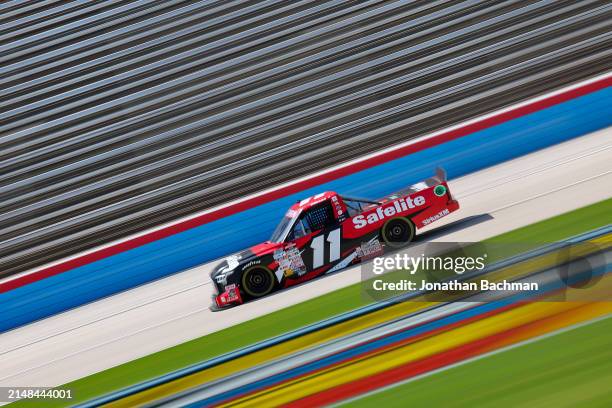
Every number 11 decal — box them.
[311,228,341,269]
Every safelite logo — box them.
[352,196,425,229]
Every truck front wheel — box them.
[241,266,275,298]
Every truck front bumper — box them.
[211,284,243,310]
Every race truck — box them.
[210,168,459,309]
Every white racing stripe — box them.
[0,127,610,390]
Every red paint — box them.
[284,313,557,408]
[217,302,521,407]
[2,77,609,293]
[249,241,283,257]
[285,334,506,407]
[341,181,459,238]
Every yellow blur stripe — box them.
[224,300,612,408]
[223,273,612,407]
[107,234,610,407]
[591,233,612,246]
[104,301,437,407]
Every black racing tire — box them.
[380,217,415,248]
[241,266,276,298]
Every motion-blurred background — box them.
[0,1,610,407]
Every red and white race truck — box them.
[210,168,459,309]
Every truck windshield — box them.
[270,215,293,242]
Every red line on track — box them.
[283,308,576,408]
[215,302,521,407]
[2,77,609,293]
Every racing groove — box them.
[0,0,610,275]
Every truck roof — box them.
[288,191,338,212]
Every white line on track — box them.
[1,283,209,356]
[453,144,611,198]
[489,170,610,213]
[0,127,610,389]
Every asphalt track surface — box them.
[0,128,610,391]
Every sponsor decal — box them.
[243,259,261,269]
[215,254,241,285]
[329,237,383,274]
[434,184,447,196]
[224,254,240,269]
[216,283,242,306]
[223,284,240,302]
[422,208,450,225]
[356,237,384,260]
[299,193,328,208]
[273,246,306,281]
[331,195,344,217]
[327,251,358,274]
[352,195,426,229]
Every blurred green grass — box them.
[12,197,611,407]
[343,315,612,408]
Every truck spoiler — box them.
[435,166,447,182]
[422,166,447,187]
[372,167,451,203]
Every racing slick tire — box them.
[241,266,276,298]
[381,217,415,248]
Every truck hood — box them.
[249,240,284,256]
[210,241,282,282]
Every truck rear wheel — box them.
[241,266,275,298]
[381,217,415,248]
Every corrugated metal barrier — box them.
[1,0,610,276]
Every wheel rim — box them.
[391,224,405,239]
[243,268,273,297]
[383,218,414,247]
